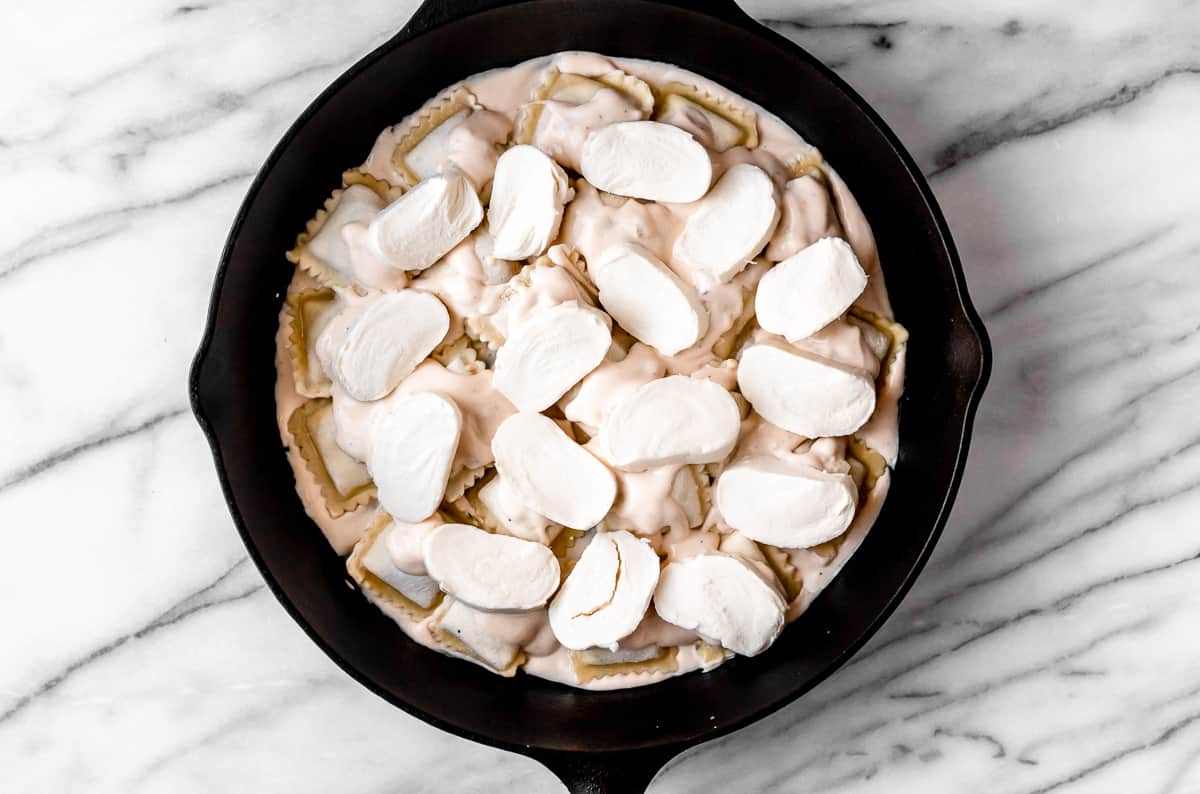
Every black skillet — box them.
[189,0,991,790]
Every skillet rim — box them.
[189,0,992,759]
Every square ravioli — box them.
[287,398,375,517]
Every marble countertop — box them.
[3,0,1199,791]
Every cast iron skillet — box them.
[189,0,991,790]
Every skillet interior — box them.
[190,0,990,774]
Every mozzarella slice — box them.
[592,244,707,356]
[600,375,740,471]
[580,121,712,203]
[548,530,660,650]
[491,413,617,529]
[331,291,449,402]
[737,344,876,437]
[487,145,574,259]
[368,392,461,522]
[674,163,780,284]
[756,237,868,341]
[423,523,560,611]
[654,554,785,656]
[493,303,612,412]
[366,170,483,272]
[360,528,441,608]
[716,456,857,548]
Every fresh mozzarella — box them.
[491,412,617,529]
[756,237,867,341]
[368,392,461,522]
[365,170,483,272]
[493,303,612,412]
[423,523,560,611]
[329,290,449,402]
[737,344,876,437]
[654,554,785,656]
[592,243,707,356]
[580,121,712,202]
[487,144,574,259]
[548,530,660,650]
[716,456,857,548]
[600,375,740,470]
[674,163,779,284]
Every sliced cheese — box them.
[737,344,876,437]
[368,392,461,522]
[756,237,867,341]
[493,303,612,412]
[580,121,711,203]
[423,523,560,611]
[592,243,707,356]
[716,456,857,548]
[654,554,784,656]
[365,170,482,272]
[674,163,779,284]
[600,375,740,471]
[487,144,574,260]
[329,291,449,402]
[549,530,660,650]
[491,412,617,529]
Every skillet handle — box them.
[399,0,757,40]
[529,747,680,793]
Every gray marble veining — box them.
[1,0,1199,791]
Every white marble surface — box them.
[2,0,1199,791]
